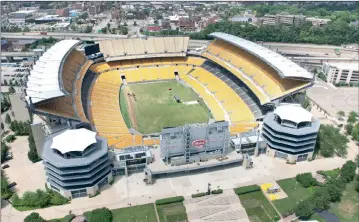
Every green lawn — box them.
[237,191,280,222]
[318,168,341,179]
[112,203,157,222]
[328,181,359,222]
[121,81,211,134]
[272,178,319,216]
[156,202,188,222]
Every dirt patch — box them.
[124,87,138,130]
[339,201,358,215]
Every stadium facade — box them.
[24,32,318,197]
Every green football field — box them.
[120,80,211,134]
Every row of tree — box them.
[189,20,358,45]
[295,160,357,219]
[12,188,68,209]
[343,111,359,142]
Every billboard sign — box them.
[192,139,206,148]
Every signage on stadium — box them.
[192,139,206,148]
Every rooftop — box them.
[209,32,314,79]
[274,104,313,124]
[25,40,80,104]
[50,128,97,154]
[325,62,359,71]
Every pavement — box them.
[307,79,359,117]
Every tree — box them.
[24,212,46,222]
[1,122,4,130]
[81,12,88,20]
[345,123,354,135]
[1,142,9,163]
[5,113,11,124]
[3,80,8,86]
[101,27,107,34]
[340,160,356,183]
[355,154,359,167]
[84,25,93,33]
[316,125,349,157]
[347,111,358,124]
[295,199,314,219]
[154,20,159,24]
[324,179,343,202]
[312,187,331,210]
[107,23,110,30]
[337,110,345,119]
[8,86,15,94]
[351,124,359,142]
[28,129,41,163]
[23,27,30,32]
[124,22,128,26]
[87,207,112,222]
[296,173,318,188]
[133,21,137,26]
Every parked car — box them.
[5,152,13,160]
[8,182,17,189]
[2,164,9,169]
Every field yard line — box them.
[188,75,230,122]
[153,203,160,222]
[124,87,138,130]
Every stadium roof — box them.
[50,128,97,154]
[274,104,313,124]
[209,32,313,79]
[26,40,80,104]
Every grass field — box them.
[237,190,280,222]
[120,81,211,134]
[328,181,359,222]
[112,203,158,222]
[156,202,188,222]
[272,178,319,216]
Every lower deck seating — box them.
[188,67,254,123]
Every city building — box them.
[322,62,359,85]
[178,17,196,32]
[8,10,35,25]
[262,104,320,163]
[145,25,161,32]
[262,13,306,26]
[1,40,10,52]
[56,8,70,17]
[42,128,113,199]
[11,39,36,51]
[306,17,331,26]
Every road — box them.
[92,14,111,34]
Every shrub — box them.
[192,192,207,198]
[234,185,261,195]
[87,207,112,222]
[63,214,76,222]
[5,113,11,124]
[49,190,69,205]
[5,134,16,143]
[211,189,223,194]
[24,212,46,222]
[155,196,184,205]
[89,191,101,198]
[312,187,331,210]
[296,173,318,188]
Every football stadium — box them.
[26,32,317,198]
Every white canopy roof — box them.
[209,32,313,79]
[50,128,97,154]
[26,40,80,104]
[274,104,313,124]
